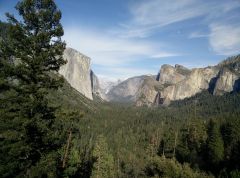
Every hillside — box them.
[42,69,240,177]
[50,79,240,177]
[48,78,100,114]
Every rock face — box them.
[157,64,190,85]
[158,55,240,105]
[106,76,147,102]
[90,70,106,99]
[135,76,160,106]
[106,75,160,105]
[59,48,93,100]
[59,49,240,104]
[213,68,240,95]
[162,66,219,101]
[107,55,240,106]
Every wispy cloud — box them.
[119,0,240,38]
[63,26,177,67]
[131,0,204,26]
[189,31,209,39]
[63,26,180,79]
[151,52,180,58]
[96,66,157,80]
[62,0,240,79]
[209,23,240,55]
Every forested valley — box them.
[1,0,240,178]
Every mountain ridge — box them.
[107,55,240,106]
[58,47,240,106]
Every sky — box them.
[1,0,240,80]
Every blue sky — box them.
[1,0,240,80]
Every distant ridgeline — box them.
[1,20,239,108]
[106,55,240,106]
[53,44,240,107]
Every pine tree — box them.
[146,135,158,160]
[157,129,175,158]
[0,0,65,177]
[207,119,224,167]
[91,135,115,178]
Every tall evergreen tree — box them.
[91,135,115,178]
[207,119,224,168]
[157,128,175,158]
[0,0,65,177]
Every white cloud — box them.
[209,23,240,55]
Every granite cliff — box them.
[59,48,93,99]
[59,48,239,105]
[107,55,240,106]
[106,75,147,102]
[90,70,106,100]
[59,48,105,100]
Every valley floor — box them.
[52,88,240,177]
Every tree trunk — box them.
[62,128,72,168]
[173,131,178,158]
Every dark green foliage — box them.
[50,90,239,178]
[0,21,10,41]
[207,119,224,166]
[176,121,207,169]
[91,135,115,178]
[0,0,66,177]
[221,117,240,173]
[230,170,240,178]
[1,56,240,178]
[145,156,213,178]
[157,128,176,158]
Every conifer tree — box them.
[0,0,65,177]
[157,129,175,158]
[207,119,224,167]
[91,135,115,178]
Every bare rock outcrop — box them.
[106,76,146,102]
[90,70,106,100]
[135,76,159,106]
[157,64,190,85]
[213,68,240,95]
[161,66,219,101]
[59,48,93,100]
[104,55,240,106]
